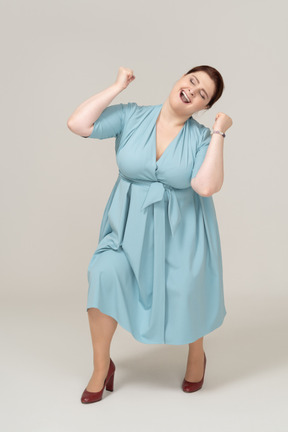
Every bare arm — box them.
[67,66,135,137]
[191,133,224,196]
[191,112,233,197]
[67,84,123,137]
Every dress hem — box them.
[86,305,227,345]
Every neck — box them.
[158,100,192,128]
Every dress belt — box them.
[118,171,181,236]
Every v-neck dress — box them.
[83,102,227,345]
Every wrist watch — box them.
[211,129,226,138]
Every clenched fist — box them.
[213,112,233,134]
[114,66,135,91]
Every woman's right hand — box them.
[114,66,135,91]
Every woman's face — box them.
[169,71,216,115]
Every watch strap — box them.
[211,129,226,138]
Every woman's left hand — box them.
[212,112,233,133]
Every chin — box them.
[170,92,189,111]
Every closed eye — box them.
[190,79,206,100]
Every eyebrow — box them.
[191,74,210,99]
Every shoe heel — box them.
[106,371,115,392]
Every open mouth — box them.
[179,90,191,104]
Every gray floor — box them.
[1,293,286,432]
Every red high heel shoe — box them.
[182,352,206,393]
[81,358,116,404]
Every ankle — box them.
[93,356,110,370]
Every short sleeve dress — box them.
[83,102,227,345]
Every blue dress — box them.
[84,102,227,345]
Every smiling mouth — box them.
[179,90,191,103]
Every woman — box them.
[67,65,233,403]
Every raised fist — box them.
[213,112,233,133]
[114,66,135,91]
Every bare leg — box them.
[85,307,118,392]
[184,336,205,382]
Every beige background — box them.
[1,0,287,430]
